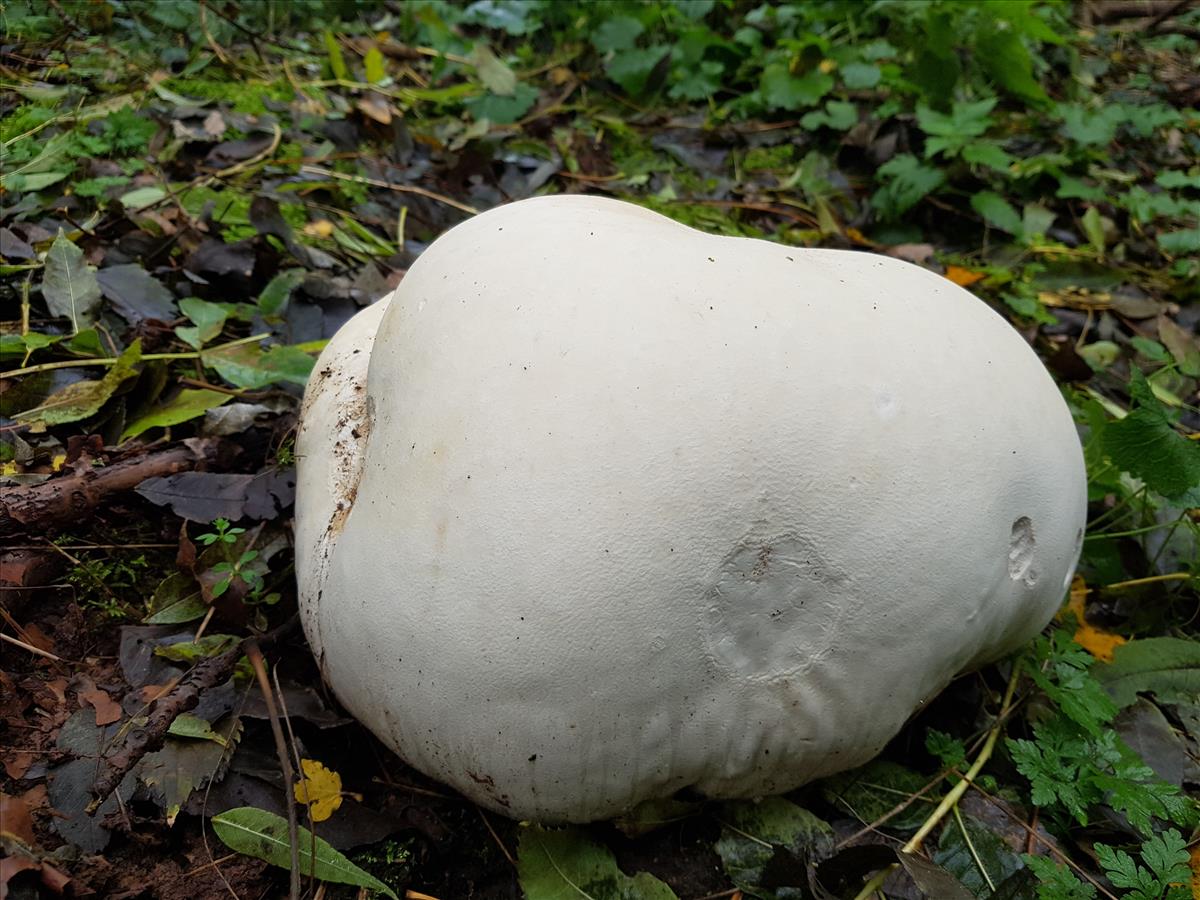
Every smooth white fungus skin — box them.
[295,195,1087,823]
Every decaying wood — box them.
[0,439,226,539]
[85,616,300,815]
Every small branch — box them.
[85,617,299,815]
[0,439,224,539]
[299,165,479,215]
[246,639,300,900]
[851,669,1022,900]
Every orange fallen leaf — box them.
[944,265,986,287]
[79,686,123,726]
[1061,575,1127,662]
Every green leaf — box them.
[840,62,881,89]
[464,83,539,124]
[15,340,142,426]
[822,760,936,831]
[1059,104,1121,146]
[962,141,1014,172]
[42,229,102,333]
[324,31,347,81]
[122,389,231,441]
[1100,370,1200,502]
[1157,228,1200,255]
[800,101,858,131]
[468,43,516,96]
[256,270,305,318]
[1155,170,1200,190]
[119,186,167,210]
[761,65,833,110]
[870,154,945,219]
[933,813,1024,897]
[1081,207,1107,256]
[1023,855,1097,900]
[176,297,228,350]
[592,15,643,53]
[167,713,229,745]
[976,24,1046,103]
[363,46,386,84]
[971,190,1023,235]
[606,46,670,95]
[1158,317,1200,377]
[140,716,242,825]
[1021,203,1056,239]
[212,807,399,899]
[1094,638,1200,709]
[202,342,315,389]
[517,825,678,900]
[714,797,833,899]
[155,634,240,663]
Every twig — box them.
[0,439,224,539]
[851,669,1022,900]
[477,808,516,866]
[1106,572,1192,589]
[0,630,63,662]
[0,331,271,379]
[299,165,479,215]
[85,617,299,815]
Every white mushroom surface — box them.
[295,194,1087,823]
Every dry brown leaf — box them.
[79,686,122,726]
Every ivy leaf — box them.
[1100,369,1200,503]
[517,825,678,900]
[42,230,102,333]
[212,807,398,899]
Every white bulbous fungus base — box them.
[295,195,1087,823]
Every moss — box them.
[742,144,796,173]
[167,77,294,114]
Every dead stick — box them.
[0,440,223,539]
[85,617,299,814]
[247,639,301,900]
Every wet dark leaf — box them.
[135,469,296,521]
[96,263,177,323]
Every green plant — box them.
[196,518,245,547]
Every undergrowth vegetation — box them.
[0,1,1197,898]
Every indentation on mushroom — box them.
[1007,517,1038,587]
[704,532,848,679]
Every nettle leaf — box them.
[917,98,997,157]
[962,141,1014,172]
[1059,103,1122,146]
[760,65,833,111]
[42,230,102,333]
[976,23,1046,104]
[1094,638,1200,709]
[517,825,678,900]
[1100,369,1200,503]
[213,807,398,899]
[840,62,880,89]
[971,190,1023,235]
[870,154,946,219]
[714,797,833,899]
[800,100,858,131]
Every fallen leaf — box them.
[885,243,935,264]
[295,758,344,822]
[0,791,37,844]
[41,230,102,333]
[78,686,123,726]
[944,265,986,287]
[1062,575,1126,662]
[303,219,335,238]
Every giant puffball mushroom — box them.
[295,195,1087,823]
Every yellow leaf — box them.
[1061,575,1127,662]
[818,59,837,74]
[0,461,18,476]
[944,265,986,287]
[51,453,67,471]
[303,220,335,238]
[294,758,343,822]
[1188,842,1200,900]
